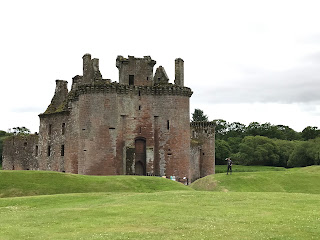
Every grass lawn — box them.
[0,166,320,239]
[192,165,320,194]
[0,191,319,239]
[215,164,287,173]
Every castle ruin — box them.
[3,54,215,183]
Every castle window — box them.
[147,77,149,80]
[138,90,141,96]
[129,75,134,85]
[139,127,142,133]
[35,145,38,156]
[61,145,65,156]
[47,146,51,157]
[62,123,65,135]
[139,105,141,110]
[167,120,170,130]
[48,124,52,135]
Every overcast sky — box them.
[1,0,320,133]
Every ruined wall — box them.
[190,122,216,179]
[38,112,69,172]
[2,134,39,170]
[190,140,201,182]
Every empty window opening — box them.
[48,124,52,135]
[167,120,170,130]
[47,146,51,157]
[35,145,38,156]
[139,127,142,133]
[202,153,205,155]
[109,127,115,130]
[129,75,134,85]
[158,77,160,81]
[147,77,149,80]
[139,105,141,110]
[138,90,141,96]
[61,145,65,156]
[62,123,65,135]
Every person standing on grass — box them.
[225,157,233,175]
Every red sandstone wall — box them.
[2,135,39,170]
[38,113,68,172]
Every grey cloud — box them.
[194,58,320,104]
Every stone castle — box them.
[3,54,215,183]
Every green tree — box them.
[213,119,228,139]
[191,109,208,122]
[9,126,31,136]
[301,126,320,140]
[238,136,280,166]
[273,139,298,167]
[215,140,231,165]
[287,141,315,167]
[226,137,242,153]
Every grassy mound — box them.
[0,170,191,198]
[215,164,287,173]
[191,165,320,194]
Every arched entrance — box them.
[135,138,146,175]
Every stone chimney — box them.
[174,58,184,86]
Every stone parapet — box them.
[68,82,193,101]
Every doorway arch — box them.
[135,138,146,175]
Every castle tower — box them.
[116,55,156,86]
[190,121,215,178]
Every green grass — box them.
[215,164,287,173]
[0,170,191,198]
[1,166,320,239]
[192,165,320,194]
[0,191,320,239]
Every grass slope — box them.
[215,164,287,173]
[0,191,319,239]
[191,165,320,194]
[0,170,191,198]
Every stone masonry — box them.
[3,54,215,183]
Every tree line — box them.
[192,109,320,168]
